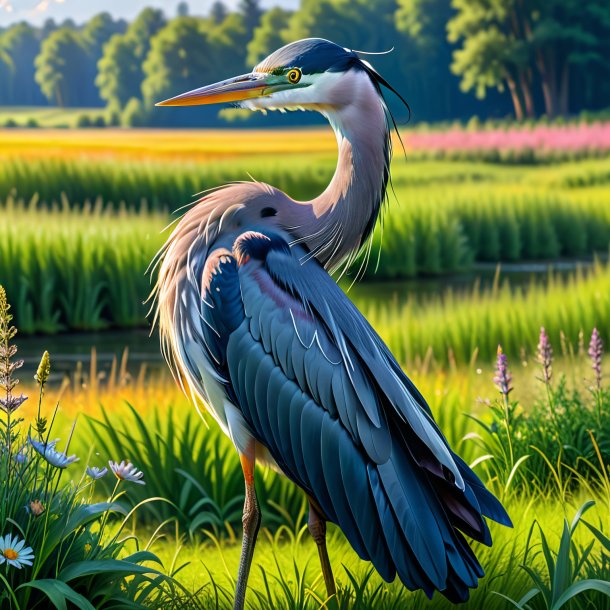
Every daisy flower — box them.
[28,436,79,469]
[0,534,34,569]
[86,466,108,480]
[109,460,145,485]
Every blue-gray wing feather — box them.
[198,229,510,602]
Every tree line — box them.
[0,0,608,125]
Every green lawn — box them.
[0,106,107,128]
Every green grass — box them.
[0,198,165,334]
[3,197,610,366]
[145,497,610,609]
[2,157,610,281]
[0,106,107,128]
[70,343,610,609]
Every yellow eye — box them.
[287,68,302,84]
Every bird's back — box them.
[153,214,511,602]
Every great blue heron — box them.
[152,38,511,610]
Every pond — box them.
[15,260,596,384]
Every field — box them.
[2,124,610,609]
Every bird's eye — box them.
[287,68,302,84]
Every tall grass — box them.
[358,261,610,365]
[0,197,165,334]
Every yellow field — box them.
[0,127,340,161]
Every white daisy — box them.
[29,436,79,469]
[86,466,108,480]
[108,460,145,485]
[0,534,34,569]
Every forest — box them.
[1,0,610,125]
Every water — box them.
[14,260,595,385]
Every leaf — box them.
[58,558,165,582]
[17,579,95,610]
[569,500,595,533]
[581,519,610,553]
[504,454,530,493]
[551,579,610,610]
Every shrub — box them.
[121,98,146,128]
[83,405,307,538]
[75,114,92,128]
[0,286,184,609]
[468,328,610,497]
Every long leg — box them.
[308,498,338,607]
[234,444,261,610]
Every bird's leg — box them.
[234,445,261,610]
[308,499,338,606]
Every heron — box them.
[152,38,511,610]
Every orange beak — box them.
[155,72,271,107]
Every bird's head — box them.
[156,38,403,114]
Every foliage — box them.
[0,198,165,334]
[497,501,610,609]
[0,286,183,610]
[2,0,609,121]
[34,28,94,107]
[0,23,44,106]
[466,330,610,498]
[82,404,307,539]
[246,7,292,66]
[96,8,167,109]
[448,0,610,119]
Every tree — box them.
[81,12,127,105]
[96,8,166,109]
[0,23,44,105]
[0,49,14,104]
[209,12,249,74]
[247,7,291,66]
[35,29,91,107]
[448,0,610,119]
[239,0,263,37]
[96,34,140,107]
[448,0,535,120]
[210,1,228,24]
[177,2,189,17]
[141,17,216,104]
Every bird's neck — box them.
[291,76,391,273]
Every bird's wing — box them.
[199,228,511,602]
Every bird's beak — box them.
[155,72,273,107]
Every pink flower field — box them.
[406,121,610,156]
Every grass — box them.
[350,261,610,365]
[0,107,108,129]
[32,329,610,609]
[4,192,610,367]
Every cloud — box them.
[33,0,66,14]
[0,0,14,13]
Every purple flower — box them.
[0,393,27,414]
[588,328,603,391]
[494,345,513,397]
[537,327,553,384]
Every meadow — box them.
[8,315,610,609]
[3,137,610,339]
[1,124,610,609]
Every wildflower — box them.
[35,351,51,386]
[493,345,513,396]
[0,393,27,414]
[29,435,79,469]
[27,499,45,517]
[588,328,603,391]
[109,460,145,485]
[84,543,92,555]
[537,327,553,384]
[86,466,108,480]
[0,534,34,569]
[13,447,27,464]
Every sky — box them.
[0,0,297,27]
